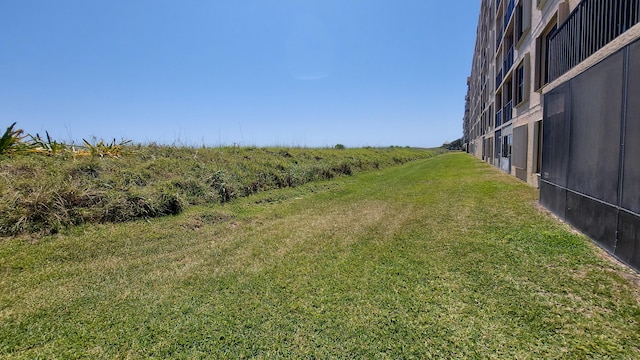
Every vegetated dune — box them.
[0,145,443,236]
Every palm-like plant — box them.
[30,131,67,155]
[83,138,132,158]
[0,122,28,156]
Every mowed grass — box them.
[1,153,639,358]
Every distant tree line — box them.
[442,138,463,151]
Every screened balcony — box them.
[547,0,640,82]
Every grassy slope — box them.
[0,146,440,236]
[1,153,639,358]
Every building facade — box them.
[464,0,640,271]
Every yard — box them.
[1,152,639,358]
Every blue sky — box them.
[1,1,479,148]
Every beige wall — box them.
[465,0,636,188]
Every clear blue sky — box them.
[1,1,478,148]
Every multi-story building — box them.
[464,0,640,271]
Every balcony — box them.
[496,109,503,127]
[496,69,503,86]
[503,101,513,123]
[547,0,640,82]
[496,27,503,48]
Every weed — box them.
[82,138,132,158]
[29,131,67,156]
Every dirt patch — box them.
[178,211,235,231]
[180,217,205,231]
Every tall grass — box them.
[0,145,443,236]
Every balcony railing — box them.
[504,0,515,30]
[496,109,503,127]
[504,47,514,72]
[503,101,513,123]
[496,27,504,47]
[547,0,640,82]
[496,69,503,86]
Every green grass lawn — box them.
[1,152,639,358]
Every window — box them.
[502,136,508,156]
[515,3,524,42]
[515,0,531,45]
[535,19,557,90]
[482,137,486,160]
[534,120,543,174]
[495,129,502,159]
[516,63,525,104]
[489,104,493,128]
[502,134,512,158]
[495,92,503,126]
